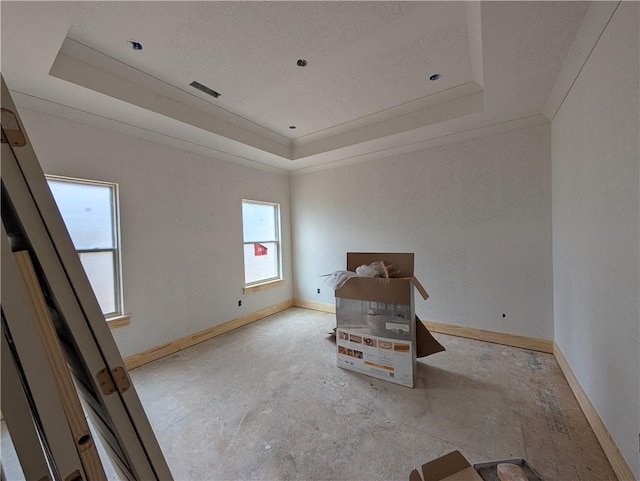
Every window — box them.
[242,200,281,286]
[46,176,123,318]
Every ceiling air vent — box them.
[189,81,221,99]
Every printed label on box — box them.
[336,327,413,386]
[385,322,409,333]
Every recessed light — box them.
[128,40,143,51]
[289,125,297,130]
[296,59,308,67]
[429,73,441,81]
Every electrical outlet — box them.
[317,288,321,294]
[238,300,242,307]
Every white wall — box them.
[291,124,553,340]
[552,2,639,478]
[18,109,293,358]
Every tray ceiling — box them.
[1,1,592,173]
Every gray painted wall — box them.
[291,124,553,340]
[19,109,293,358]
[551,2,639,477]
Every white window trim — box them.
[241,199,283,288]
[46,175,125,319]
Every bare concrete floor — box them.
[2,307,615,480]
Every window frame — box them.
[241,199,282,288]
[46,175,124,319]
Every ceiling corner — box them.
[465,1,484,88]
[543,1,620,122]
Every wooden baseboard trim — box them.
[553,343,636,481]
[293,299,336,313]
[107,314,130,329]
[124,299,294,370]
[121,300,634,480]
[291,300,552,354]
[422,319,553,353]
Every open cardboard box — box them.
[334,253,444,387]
[336,252,444,359]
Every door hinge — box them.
[1,108,27,146]
[96,367,131,395]
[111,366,130,393]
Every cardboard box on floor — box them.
[410,450,544,481]
[334,253,444,387]
[410,451,483,481]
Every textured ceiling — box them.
[66,2,473,138]
[1,1,593,173]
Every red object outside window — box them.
[254,243,268,256]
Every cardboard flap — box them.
[409,469,423,481]
[336,277,413,304]
[335,276,429,305]
[416,316,445,358]
[437,466,483,481]
[410,277,429,300]
[418,451,480,481]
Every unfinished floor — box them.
[2,307,615,480]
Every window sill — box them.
[107,314,130,329]
[243,279,284,294]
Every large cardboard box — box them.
[334,253,443,387]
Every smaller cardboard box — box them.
[410,451,544,481]
[410,451,483,481]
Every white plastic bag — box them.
[355,264,378,277]
[323,270,358,290]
